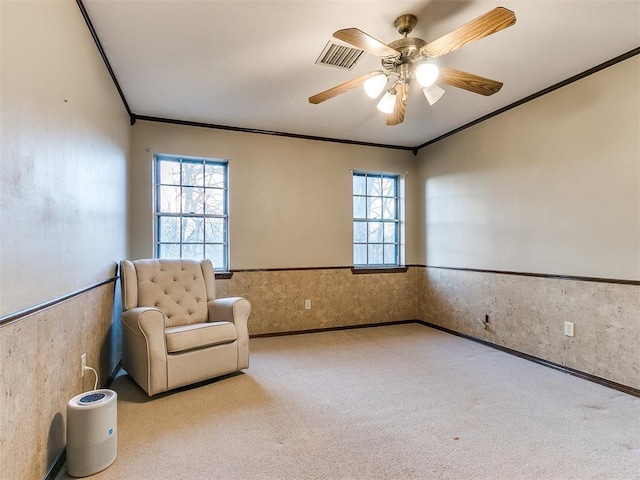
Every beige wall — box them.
[0,1,130,478]
[416,56,640,280]
[130,121,419,268]
[414,55,640,390]
[0,0,131,316]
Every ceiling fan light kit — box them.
[309,6,516,126]
[363,73,388,98]
[377,91,397,114]
[415,63,439,88]
[423,84,446,106]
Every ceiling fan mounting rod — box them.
[394,14,417,36]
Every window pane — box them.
[205,244,225,270]
[368,197,382,219]
[353,172,400,267]
[353,175,366,196]
[368,244,383,265]
[182,187,204,214]
[182,243,204,260]
[205,164,225,188]
[353,196,366,219]
[382,197,396,220]
[155,156,228,270]
[383,222,396,243]
[368,222,383,243]
[158,186,181,213]
[158,216,180,242]
[381,176,396,197]
[205,189,225,215]
[182,217,204,243]
[353,221,367,243]
[158,243,180,259]
[158,160,181,185]
[384,244,397,265]
[367,175,381,196]
[354,244,367,265]
[205,218,225,243]
[182,161,203,187]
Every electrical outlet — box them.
[304,299,311,310]
[81,353,86,377]
[564,321,575,337]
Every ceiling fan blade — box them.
[333,28,400,58]
[308,72,376,104]
[386,82,408,126]
[438,66,503,96]
[419,7,516,58]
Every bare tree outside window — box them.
[353,172,399,266]
[155,156,228,270]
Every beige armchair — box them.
[120,258,250,396]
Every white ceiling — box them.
[82,0,640,148]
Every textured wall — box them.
[0,282,122,480]
[418,268,640,390]
[217,268,419,335]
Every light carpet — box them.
[57,324,640,479]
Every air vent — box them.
[315,41,364,70]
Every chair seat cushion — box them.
[165,321,237,354]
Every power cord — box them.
[85,366,99,391]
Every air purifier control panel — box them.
[79,392,107,404]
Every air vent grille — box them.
[315,41,364,70]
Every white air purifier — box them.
[66,389,117,477]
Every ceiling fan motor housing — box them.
[383,37,427,75]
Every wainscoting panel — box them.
[0,281,121,480]
[418,267,640,390]
[217,268,419,335]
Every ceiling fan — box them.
[308,7,516,126]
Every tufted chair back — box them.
[121,258,216,327]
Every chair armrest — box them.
[208,297,250,324]
[121,307,168,395]
[208,297,251,369]
[121,307,165,336]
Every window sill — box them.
[351,266,408,275]
[215,271,233,280]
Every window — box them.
[155,155,228,270]
[352,172,400,267]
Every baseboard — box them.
[43,450,66,480]
[416,320,640,398]
[44,360,123,480]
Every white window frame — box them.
[154,154,229,270]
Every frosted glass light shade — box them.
[415,63,439,87]
[377,91,396,114]
[423,84,445,105]
[363,74,387,99]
